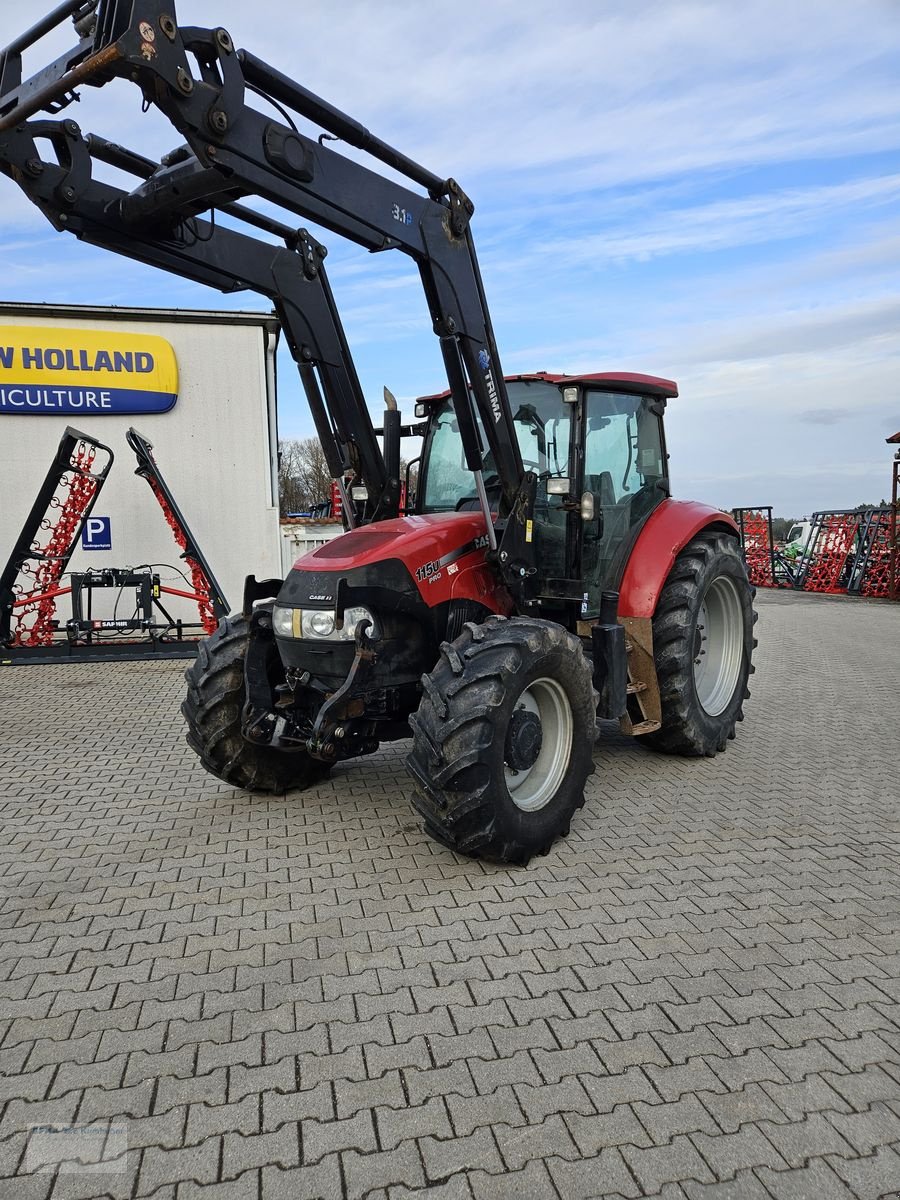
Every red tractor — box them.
[1,2,756,863]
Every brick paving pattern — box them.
[1,589,899,1199]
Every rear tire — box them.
[407,616,596,864]
[643,530,756,756]
[182,615,329,792]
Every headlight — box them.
[306,609,335,638]
[272,605,379,640]
[273,605,295,638]
[342,606,376,639]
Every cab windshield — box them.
[420,380,569,512]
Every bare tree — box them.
[278,438,333,515]
[279,438,422,515]
[400,456,419,508]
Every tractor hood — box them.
[292,511,491,575]
[280,511,502,615]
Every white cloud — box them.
[535,175,900,267]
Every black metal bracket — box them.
[308,621,379,760]
[242,576,283,620]
[494,472,540,609]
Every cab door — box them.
[579,390,668,616]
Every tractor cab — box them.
[417,372,675,616]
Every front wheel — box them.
[643,530,756,756]
[182,615,329,793]
[407,616,597,864]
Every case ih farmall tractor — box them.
[1,2,756,863]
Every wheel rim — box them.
[504,677,573,812]
[693,576,744,716]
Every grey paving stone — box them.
[822,1065,900,1112]
[690,1124,788,1178]
[420,1128,504,1180]
[156,1068,229,1113]
[708,1047,788,1092]
[595,1032,670,1073]
[137,1139,221,1195]
[634,1095,719,1143]
[547,1147,641,1199]
[758,1112,856,1168]
[826,1101,900,1154]
[581,1066,659,1112]
[759,1073,854,1121]
[125,1105,188,1150]
[389,1178,475,1200]
[343,1142,425,1200]
[379,1097,454,1150]
[755,1159,857,1200]
[468,1050,542,1094]
[515,1076,594,1124]
[683,1170,772,1200]
[697,1081,789,1134]
[177,1172,260,1200]
[261,1156,342,1200]
[532,1043,605,1084]
[185,1096,260,1143]
[470,1158,559,1200]
[446,1085,526,1138]
[827,1144,900,1199]
[493,1113,579,1171]
[302,1109,377,1162]
[262,1081,334,1129]
[623,1135,716,1192]
[221,1126,300,1178]
[565,1104,654,1154]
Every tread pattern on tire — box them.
[407,615,596,864]
[182,615,328,793]
[643,530,757,757]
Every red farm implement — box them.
[731,508,778,588]
[1,426,228,662]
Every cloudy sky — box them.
[3,0,898,516]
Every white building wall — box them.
[0,304,281,630]
[280,522,344,576]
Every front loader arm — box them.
[0,0,526,524]
[0,113,397,517]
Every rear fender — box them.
[618,500,739,619]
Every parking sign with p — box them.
[81,516,111,551]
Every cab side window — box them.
[581,392,666,610]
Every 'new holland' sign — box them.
[0,326,179,415]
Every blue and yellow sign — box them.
[0,326,179,415]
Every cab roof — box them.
[418,370,678,403]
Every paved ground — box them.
[1,589,899,1200]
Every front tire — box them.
[407,616,596,864]
[643,530,756,756]
[182,615,329,793]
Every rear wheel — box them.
[643,530,756,756]
[407,616,597,864]
[182,615,329,792]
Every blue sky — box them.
[2,0,898,516]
